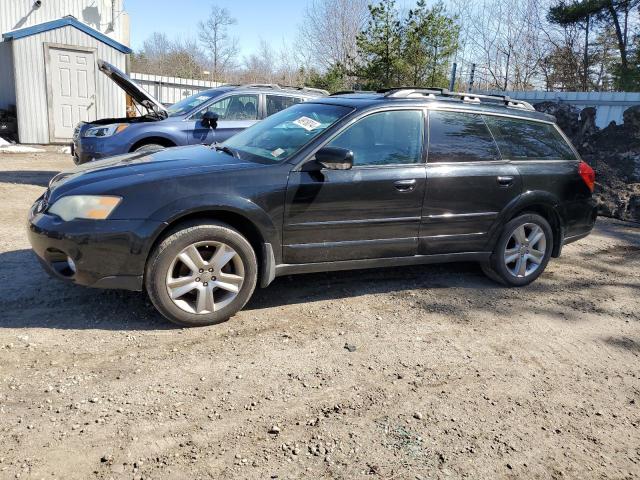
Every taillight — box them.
[578,161,595,192]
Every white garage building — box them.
[0,1,130,144]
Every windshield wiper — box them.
[212,143,240,159]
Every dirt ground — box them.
[1,150,639,480]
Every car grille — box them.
[31,189,50,217]
[73,122,85,140]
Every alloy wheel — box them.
[165,241,245,314]
[503,222,547,278]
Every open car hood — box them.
[97,60,168,118]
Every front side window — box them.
[167,90,220,117]
[223,103,353,163]
[267,95,304,117]
[428,110,500,163]
[192,94,259,121]
[327,110,424,166]
[484,116,577,160]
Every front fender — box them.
[146,193,280,252]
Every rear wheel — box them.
[145,222,257,326]
[482,213,553,287]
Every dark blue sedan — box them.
[71,61,326,164]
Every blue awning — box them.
[2,16,132,54]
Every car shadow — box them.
[0,248,490,331]
[1,218,637,331]
[0,170,59,187]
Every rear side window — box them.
[484,116,577,160]
[428,111,500,163]
[267,95,304,117]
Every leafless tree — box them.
[451,0,547,91]
[298,0,369,71]
[132,32,205,79]
[198,5,240,82]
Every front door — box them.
[420,109,522,254]
[48,46,96,142]
[284,109,426,264]
[184,93,260,145]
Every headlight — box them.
[48,195,122,221]
[82,124,129,138]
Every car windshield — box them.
[223,103,353,163]
[167,91,221,117]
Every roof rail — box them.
[381,87,450,98]
[239,83,329,95]
[376,87,535,111]
[242,83,283,90]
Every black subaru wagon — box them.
[28,88,597,326]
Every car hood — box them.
[47,145,259,200]
[98,60,168,118]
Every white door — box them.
[48,47,96,141]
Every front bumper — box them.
[27,201,163,291]
[72,134,128,165]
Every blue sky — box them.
[124,0,312,57]
[124,0,420,57]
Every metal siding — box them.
[13,25,126,144]
[0,41,16,109]
[130,72,223,105]
[478,90,640,128]
[1,0,127,45]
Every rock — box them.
[100,454,113,464]
[534,101,580,138]
[623,105,640,137]
[344,343,357,353]
[268,426,281,434]
[413,412,423,420]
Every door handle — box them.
[497,176,514,187]
[394,179,417,192]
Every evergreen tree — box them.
[355,0,403,89]
[402,1,460,88]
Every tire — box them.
[134,143,166,153]
[145,221,258,327]
[482,213,553,287]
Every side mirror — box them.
[315,146,353,170]
[201,111,219,129]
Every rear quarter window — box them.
[484,116,577,160]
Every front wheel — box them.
[134,143,165,153]
[145,222,258,326]
[482,213,553,287]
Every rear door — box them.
[183,93,260,145]
[420,109,522,254]
[284,109,426,263]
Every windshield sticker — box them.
[292,116,322,131]
[196,95,210,101]
[271,148,285,157]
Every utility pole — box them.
[468,63,476,92]
[449,63,457,91]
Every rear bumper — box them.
[27,206,163,291]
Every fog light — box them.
[67,256,77,273]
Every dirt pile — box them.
[534,101,640,222]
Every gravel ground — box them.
[1,150,639,480]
